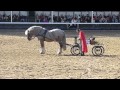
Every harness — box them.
[37,29,48,41]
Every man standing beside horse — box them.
[76,29,88,56]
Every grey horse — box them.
[25,26,66,55]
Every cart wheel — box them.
[70,44,81,56]
[100,46,105,55]
[92,46,105,56]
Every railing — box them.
[0,22,120,24]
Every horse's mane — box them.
[33,26,47,30]
[31,26,42,28]
[28,26,46,31]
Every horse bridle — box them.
[27,30,35,41]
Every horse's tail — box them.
[62,32,66,51]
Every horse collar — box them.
[37,29,48,41]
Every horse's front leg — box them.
[57,42,62,55]
[39,40,45,54]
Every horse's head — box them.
[25,30,32,41]
[25,26,41,41]
[25,26,47,41]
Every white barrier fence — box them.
[0,22,120,24]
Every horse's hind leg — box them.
[57,42,62,55]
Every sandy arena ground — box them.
[0,29,120,79]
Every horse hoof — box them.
[39,51,45,54]
[57,52,62,55]
[40,52,45,54]
[40,51,45,54]
[39,49,45,54]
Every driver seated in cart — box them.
[86,37,96,45]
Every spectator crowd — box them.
[93,13,120,23]
[0,12,120,23]
[0,14,11,22]
[35,14,51,22]
[0,14,28,22]
[12,14,28,22]
[53,14,91,23]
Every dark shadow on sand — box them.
[89,54,118,58]
[63,54,119,58]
